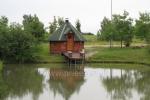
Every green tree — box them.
[99,11,133,48]
[0,22,38,63]
[134,12,150,52]
[23,14,45,41]
[58,17,65,27]
[0,16,9,36]
[135,12,150,41]
[49,16,58,34]
[112,11,133,47]
[100,17,114,48]
[0,16,9,58]
[75,19,81,32]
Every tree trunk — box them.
[110,39,113,48]
[121,40,123,48]
[110,39,112,48]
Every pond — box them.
[1,64,150,100]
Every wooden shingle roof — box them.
[49,20,85,42]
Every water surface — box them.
[1,64,150,100]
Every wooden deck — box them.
[62,51,85,60]
[62,51,85,68]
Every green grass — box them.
[35,43,64,63]
[0,61,2,71]
[84,35,146,46]
[83,34,97,42]
[88,47,150,65]
[83,35,110,45]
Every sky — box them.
[0,0,150,34]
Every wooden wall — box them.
[50,41,84,54]
[74,42,84,52]
[50,42,66,54]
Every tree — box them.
[22,14,45,41]
[135,12,150,53]
[0,16,9,58]
[57,17,65,27]
[100,17,114,48]
[99,11,133,48]
[0,22,38,63]
[0,16,9,35]
[135,12,150,40]
[75,19,81,32]
[49,16,58,34]
[112,11,133,47]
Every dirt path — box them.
[85,51,98,59]
[85,44,147,48]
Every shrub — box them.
[0,23,39,63]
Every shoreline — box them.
[3,60,150,67]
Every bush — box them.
[0,23,39,63]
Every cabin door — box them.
[67,33,74,51]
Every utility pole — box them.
[110,0,113,48]
[111,0,112,20]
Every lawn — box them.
[35,43,64,63]
[88,47,150,65]
[83,34,146,47]
[83,34,110,45]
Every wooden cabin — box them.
[49,19,85,54]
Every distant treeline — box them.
[97,11,150,48]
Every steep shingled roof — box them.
[49,20,85,42]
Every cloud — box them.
[0,0,150,33]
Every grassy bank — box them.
[37,43,150,66]
[36,43,64,63]
[0,61,2,71]
[87,47,150,65]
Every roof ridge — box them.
[59,24,66,40]
[49,21,85,42]
[69,23,82,41]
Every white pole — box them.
[110,0,113,48]
[111,0,112,20]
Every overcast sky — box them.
[0,0,150,33]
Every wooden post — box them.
[75,59,76,69]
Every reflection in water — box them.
[49,68,85,100]
[102,69,134,100]
[3,65,44,100]
[1,64,150,100]
[134,70,150,100]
